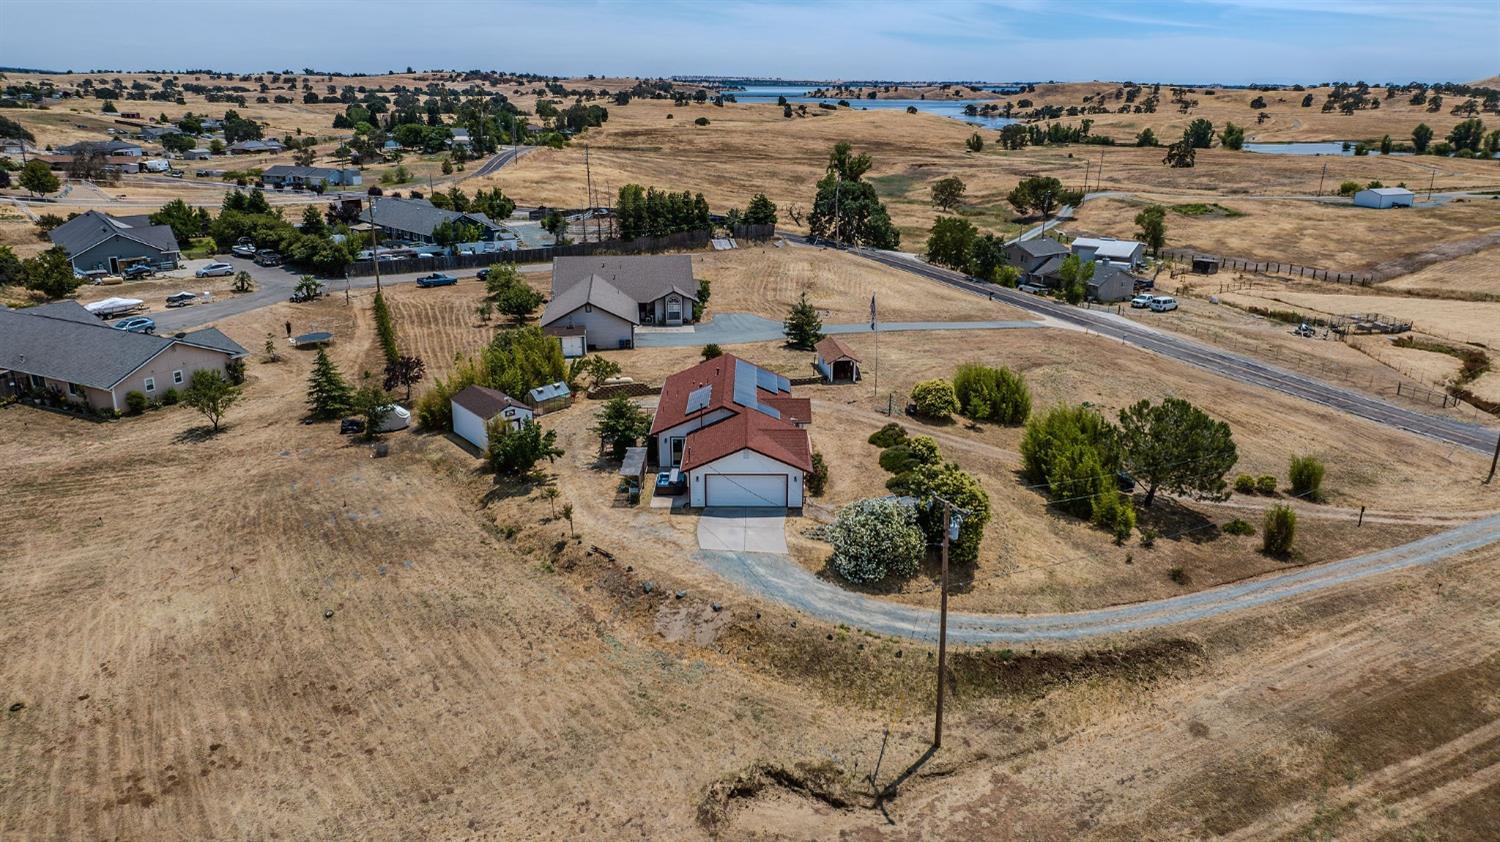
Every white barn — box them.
[451,384,534,451]
[1353,187,1414,209]
[1070,237,1145,268]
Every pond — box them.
[726,85,1017,129]
[1244,141,1410,156]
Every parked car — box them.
[165,291,197,308]
[339,418,365,436]
[167,169,184,178]
[231,243,258,258]
[121,264,155,280]
[1116,470,1137,493]
[1148,295,1178,312]
[1017,283,1048,295]
[1130,294,1153,309]
[113,316,156,334]
[415,272,458,288]
[196,262,234,278]
[253,250,283,267]
[476,267,490,281]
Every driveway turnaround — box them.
[694,512,1500,644]
[635,312,1040,347]
[697,508,789,554]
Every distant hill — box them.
[1468,75,1500,88]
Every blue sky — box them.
[3,0,1496,84]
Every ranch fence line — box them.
[1163,247,1375,286]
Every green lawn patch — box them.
[1171,202,1244,218]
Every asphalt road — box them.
[789,237,1497,455]
[695,512,1500,644]
[470,146,531,178]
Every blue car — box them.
[415,273,458,288]
[114,317,156,334]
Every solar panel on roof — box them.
[732,359,781,419]
[685,384,712,413]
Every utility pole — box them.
[1427,167,1436,203]
[1082,159,1091,195]
[1317,162,1327,197]
[934,499,952,749]
[368,196,382,292]
[1486,433,1499,484]
[584,144,594,244]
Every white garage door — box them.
[705,474,787,508]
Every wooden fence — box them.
[345,224,775,279]
[1164,248,1374,286]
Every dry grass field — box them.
[1072,195,1500,274]
[1380,245,1500,298]
[3,290,1499,839]
[1219,288,1500,350]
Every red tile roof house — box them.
[649,354,812,509]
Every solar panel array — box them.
[685,384,712,413]
[732,359,788,419]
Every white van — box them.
[1149,295,1179,312]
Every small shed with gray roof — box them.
[450,384,534,451]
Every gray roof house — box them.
[1004,238,1069,281]
[0,301,247,414]
[1085,263,1140,303]
[359,197,507,243]
[539,255,699,351]
[59,138,144,156]
[140,125,183,141]
[261,164,363,188]
[228,139,285,155]
[48,210,181,275]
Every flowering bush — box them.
[828,497,925,584]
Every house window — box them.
[584,304,592,313]
[143,377,156,393]
[29,374,45,390]
[67,382,81,397]
[173,370,184,385]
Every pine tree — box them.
[372,291,399,365]
[306,349,354,419]
[783,291,824,350]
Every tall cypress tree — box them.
[782,292,825,350]
[306,349,354,419]
[372,291,399,365]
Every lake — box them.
[726,85,1017,129]
[1244,141,1410,156]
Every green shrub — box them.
[868,422,908,448]
[1167,566,1188,584]
[879,445,913,474]
[1288,455,1325,501]
[161,387,180,406]
[1093,490,1136,543]
[1222,518,1255,536]
[910,379,958,418]
[125,390,148,415]
[952,363,1031,425]
[701,343,723,360]
[1020,404,1119,483]
[1263,505,1296,555]
[1234,474,1256,494]
[806,452,829,496]
[1140,527,1158,548]
[1256,475,1278,494]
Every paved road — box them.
[789,238,1497,454]
[470,146,532,178]
[634,312,1040,347]
[694,512,1500,644]
[152,259,551,333]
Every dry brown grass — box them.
[1380,245,1500,298]
[1072,195,1500,273]
[1220,288,1500,350]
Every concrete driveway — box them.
[697,508,788,554]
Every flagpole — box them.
[871,292,878,400]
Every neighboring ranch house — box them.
[1070,237,1145,269]
[358,197,509,244]
[814,336,862,383]
[450,384,534,451]
[228,139,285,155]
[539,255,699,351]
[0,301,247,413]
[59,139,143,156]
[1004,237,1070,286]
[650,354,813,509]
[1354,187,1414,209]
[1086,263,1139,303]
[261,165,362,188]
[49,210,181,275]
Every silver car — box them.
[196,262,235,278]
